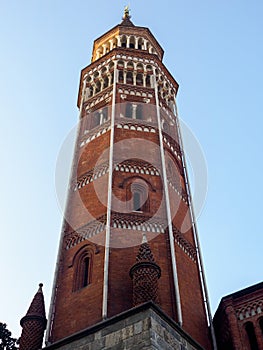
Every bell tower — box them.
[46,9,216,350]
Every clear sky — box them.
[1,0,262,339]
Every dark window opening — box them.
[82,257,90,288]
[133,191,141,211]
[119,71,124,83]
[146,75,151,87]
[260,318,263,335]
[129,43,135,48]
[121,42,126,48]
[126,103,132,118]
[138,44,142,50]
[126,72,133,84]
[245,322,258,350]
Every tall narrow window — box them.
[133,191,141,211]
[126,103,132,118]
[245,322,258,350]
[130,181,150,212]
[73,248,93,292]
[82,257,90,288]
[259,318,263,335]
[126,72,133,84]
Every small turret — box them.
[19,283,47,350]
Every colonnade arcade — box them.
[95,34,158,60]
[84,59,176,112]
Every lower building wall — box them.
[45,302,204,350]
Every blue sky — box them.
[1,0,263,338]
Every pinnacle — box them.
[136,241,155,263]
[22,283,46,321]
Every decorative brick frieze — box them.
[236,299,263,320]
[173,226,197,262]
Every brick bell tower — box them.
[45,8,216,350]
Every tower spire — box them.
[19,283,47,350]
[121,5,134,26]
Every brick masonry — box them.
[213,282,263,349]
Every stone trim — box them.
[44,302,204,350]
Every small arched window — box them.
[73,248,93,291]
[121,36,127,48]
[146,75,151,87]
[245,322,258,350]
[129,36,135,49]
[131,182,149,212]
[126,72,133,84]
[138,38,143,50]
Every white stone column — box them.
[135,37,139,49]
[117,36,121,47]
[133,72,136,86]
[126,35,130,48]
[123,71,127,84]
[132,104,137,119]
[108,73,112,86]
[143,74,146,88]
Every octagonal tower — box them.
[46,10,215,350]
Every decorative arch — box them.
[121,35,127,48]
[129,36,135,49]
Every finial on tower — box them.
[123,5,131,19]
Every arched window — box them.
[136,73,143,86]
[129,36,135,49]
[126,72,133,84]
[95,80,101,94]
[118,70,124,83]
[121,35,127,48]
[103,75,109,88]
[138,38,143,50]
[133,191,141,211]
[73,247,93,291]
[136,63,144,71]
[245,322,258,350]
[146,75,151,87]
[131,182,149,212]
[127,61,134,70]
